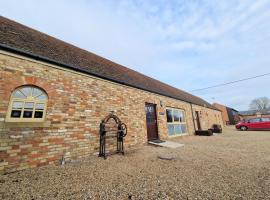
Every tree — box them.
[249,97,270,111]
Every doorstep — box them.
[148,140,184,149]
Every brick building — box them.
[213,103,240,125]
[0,17,223,174]
[239,109,270,121]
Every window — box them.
[6,86,48,122]
[166,108,187,136]
[249,118,261,123]
[261,118,270,122]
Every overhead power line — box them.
[190,72,270,92]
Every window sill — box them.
[0,121,51,128]
[168,133,188,138]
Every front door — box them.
[145,103,158,140]
[195,111,201,130]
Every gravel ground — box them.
[1,127,270,200]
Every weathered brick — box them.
[0,53,223,174]
[0,146,11,151]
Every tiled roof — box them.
[0,16,217,110]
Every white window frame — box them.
[166,108,187,136]
[6,86,48,122]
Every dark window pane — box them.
[166,109,173,123]
[12,101,23,109]
[23,111,32,118]
[179,111,185,122]
[34,111,43,118]
[11,110,21,118]
[173,110,180,122]
[24,102,34,109]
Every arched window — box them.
[6,86,48,122]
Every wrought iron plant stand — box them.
[99,113,127,159]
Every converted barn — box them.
[0,17,223,173]
[213,103,240,125]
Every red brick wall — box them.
[0,52,222,173]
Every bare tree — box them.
[249,97,270,111]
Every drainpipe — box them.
[190,103,196,133]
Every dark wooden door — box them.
[195,111,201,130]
[145,103,158,140]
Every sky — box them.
[1,0,270,111]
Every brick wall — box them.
[0,52,222,173]
[192,104,224,130]
[212,103,229,126]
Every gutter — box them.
[0,43,219,111]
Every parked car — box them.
[235,118,270,131]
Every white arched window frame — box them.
[6,86,48,122]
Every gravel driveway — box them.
[1,127,270,200]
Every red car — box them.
[236,118,270,131]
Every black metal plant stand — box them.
[99,113,127,159]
